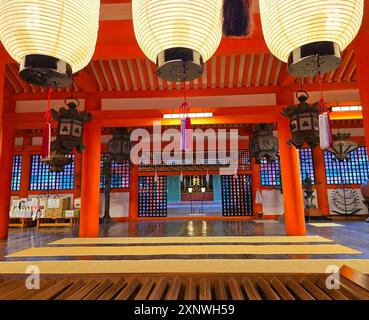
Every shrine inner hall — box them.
[0,0,368,302]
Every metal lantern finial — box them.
[282,90,320,149]
[327,132,359,161]
[41,151,73,173]
[250,123,279,163]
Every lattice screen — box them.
[138,176,167,217]
[299,148,315,183]
[260,148,315,186]
[238,149,251,170]
[213,175,222,202]
[11,155,22,191]
[260,158,281,186]
[324,147,369,185]
[167,176,181,203]
[221,175,253,216]
[30,155,74,191]
[100,153,130,189]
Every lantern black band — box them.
[288,41,342,77]
[19,54,73,88]
[156,48,204,82]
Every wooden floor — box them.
[0,220,368,300]
[0,265,368,300]
[1,220,369,261]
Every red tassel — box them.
[185,116,191,130]
[42,89,52,159]
[42,122,51,159]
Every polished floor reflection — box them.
[0,220,368,261]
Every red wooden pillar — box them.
[19,134,33,199]
[0,119,15,239]
[277,90,306,236]
[312,147,330,215]
[73,151,83,200]
[80,120,101,237]
[355,30,369,154]
[278,118,306,236]
[0,62,14,239]
[0,63,5,164]
[129,164,139,221]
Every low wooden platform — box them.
[9,218,37,228]
[37,217,79,228]
[0,266,367,300]
[325,215,369,221]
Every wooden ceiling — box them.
[4,48,358,97]
[0,0,366,100]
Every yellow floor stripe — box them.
[251,220,280,224]
[309,223,344,227]
[8,244,361,257]
[50,235,333,246]
[0,259,368,274]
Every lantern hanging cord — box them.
[45,88,52,123]
[318,72,327,112]
[179,81,190,117]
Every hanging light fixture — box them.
[0,0,100,88]
[132,0,223,82]
[259,0,364,77]
[327,132,359,161]
[282,90,320,149]
[250,123,279,163]
[108,128,133,164]
[42,98,92,172]
[51,98,92,155]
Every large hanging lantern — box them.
[0,0,100,88]
[132,0,223,82]
[259,0,364,77]
[282,91,320,149]
[327,132,358,161]
[51,98,92,154]
[42,98,92,172]
[250,124,278,163]
[107,128,133,164]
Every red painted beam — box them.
[73,69,99,92]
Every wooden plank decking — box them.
[0,266,367,300]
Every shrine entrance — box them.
[167,175,222,217]
[138,173,253,218]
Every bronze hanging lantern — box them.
[250,123,279,163]
[107,128,132,164]
[327,132,358,161]
[51,98,92,154]
[282,90,320,149]
[41,97,92,172]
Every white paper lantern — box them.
[259,0,364,77]
[0,0,100,87]
[132,0,223,82]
